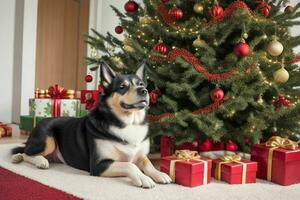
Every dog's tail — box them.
[11,146,25,155]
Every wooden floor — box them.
[0,124,27,144]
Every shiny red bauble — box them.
[153,42,169,55]
[285,5,293,13]
[210,4,224,19]
[226,141,238,151]
[211,88,224,102]
[273,94,291,108]
[257,1,271,17]
[234,42,250,57]
[85,75,93,83]
[124,1,138,13]
[168,7,183,20]
[199,139,213,152]
[114,25,123,34]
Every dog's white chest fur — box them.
[95,110,149,162]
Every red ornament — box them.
[285,5,293,13]
[273,94,291,108]
[210,4,224,19]
[168,7,183,20]
[114,25,123,34]
[257,1,271,17]
[199,139,213,151]
[153,42,169,55]
[85,75,93,83]
[211,88,224,102]
[124,1,138,13]
[226,141,238,151]
[234,41,250,57]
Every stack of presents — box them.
[19,84,102,135]
[160,135,300,187]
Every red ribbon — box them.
[47,84,68,117]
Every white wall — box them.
[291,0,300,53]
[0,0,16,123]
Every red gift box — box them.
[160,150,212,187]
[251,137,300,186]
[212,155,257,184]
[80,90,100,110]
[0,123,12,138]
[160,136,200,157]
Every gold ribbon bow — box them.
[169,150,208,185]
[215,154,247,184]
[265,136,298,181]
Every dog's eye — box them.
[139,82,144,86]
[120,84,126,89]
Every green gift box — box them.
[19,115,47,131]
[29,98,81,117]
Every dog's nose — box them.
[138,88,148,96]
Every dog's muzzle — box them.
[121,100,148,110]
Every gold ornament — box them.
[110,56,125,68]
[273,67,289,83]
[193,3,204,14]
[123,45,135,53]
[267,39,284,56]
[193,36,206,48]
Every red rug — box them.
[0,167,81,200]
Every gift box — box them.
[0,123,12,138]
[29,85,81,117]
[29,98,81,117]
[19,115,47,131]
[251,136,300,186]
[160,136,200,157]
[80,90,100,110]
[160,150,212,187]
[212,154,257,184]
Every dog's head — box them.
[100,61,149,113]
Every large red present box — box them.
[251,136,300,186]
[212,155,257,184]
[160,150,212,187]
[160,136,200,157]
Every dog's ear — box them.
[101,61,116,87]
[136,61,147,84]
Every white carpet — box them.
[1,144,300,200]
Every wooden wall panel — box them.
[35,0,89,90]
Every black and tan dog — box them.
[11,62,171,188]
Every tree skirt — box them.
[1,144,300,200]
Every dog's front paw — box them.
[35,156,49,169]
[150,171,172,184]
[132,173,156,189]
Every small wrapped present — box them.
[19,115,47,132]
[30,85,81,117]
[160,136,200,157]
[212,154,257,184]
[251,136,300,186]
[160,150,212,187]
[0,123,12,138]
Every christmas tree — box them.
[86,0,300,152]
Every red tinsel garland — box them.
[147,100,224,122]
[285,55,300,64]
[151,48,236,81]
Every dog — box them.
[11,62,171,188]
